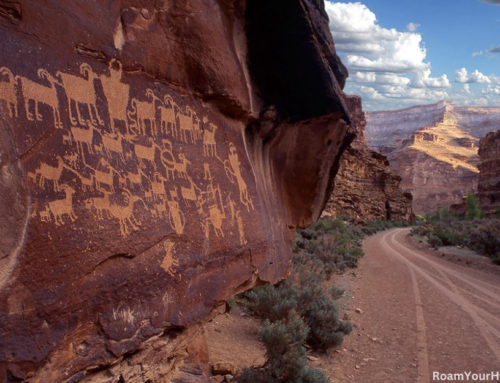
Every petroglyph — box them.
[108,190,143,237]
[203,122,217,157]
[161,240,179,277]
[158,95,177,135]
[134,137,158,169]
[33,156,66,191]
[84,192,111,220]
[128,89,157,136]
[224,143,254,211]
[57,63,103,126]
[101,132,125,161]
[16,69,62,128]
[2,60,254,242]
[46,184,77,226]
[70,123,95,156]
[0,67,17,118]
[100,60,131,134]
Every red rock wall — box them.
[478,130,500,216]
[326,96,414,221]
[0,0,351,381]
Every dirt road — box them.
[326,228,500,383]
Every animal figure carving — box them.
[84,192,111,220]
[108,190,143,237]
[203,122,218,157]
[57,63,103,126]
[16,69,62,128]
[33,156,66,191]
[157,95,177,135]
[162,240,179,277]
[101,132,125,161]
[93,164,115,193]
[46,185,77,226]
[134,138,157,168]
[128,89,157,136]
[70,123,95,156]
[177,106,197,143]
[0,67,17,118]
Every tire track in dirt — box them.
[381,229,500,365]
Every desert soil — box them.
[205,228,500,382]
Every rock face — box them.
[478,130,500,216]
[366,101,500,215]
[0,1,352,382]
[325,96,413,221]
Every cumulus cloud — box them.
[454,68,495,83]
[407,22,420,32]
[325,1,451,110]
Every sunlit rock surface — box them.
[478,130,500,216]
[366,101,500,215]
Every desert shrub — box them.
[428,234,442,249]
[245,283,297,322]
[467,219,500,257]
[466,192,483,220]
[238,315,329,383]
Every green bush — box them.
[238,315,329,383]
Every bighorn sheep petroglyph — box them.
[16,69,62,128]
[46,184,78,226]
[57,63,103,126]
[128,89,157,136]
[0,67,17,118]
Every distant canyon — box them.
[365,101,500,215]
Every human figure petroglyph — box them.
[134,137,158,169]
[108,189,143,237]
[128,89,157,136]
[203,122,217,157]
[157,95,178,135]
[167,200,185,235]
[224,142,254,211]
[161,240,179,277]
[33,156,66,191]
[205,182,225,237]
[57,63,103,126]
[228,196,246,245]
[100,59,131,135]
[70,122,96,156]
[0,67,18,118]
[203,163,212,180]
[46,184,78,226]
[16,69,62,128]
[84,192,111,220]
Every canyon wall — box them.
[366,101,500,215]
[325,96,413,221]
[0,1,352,382]
[478,130,500,216]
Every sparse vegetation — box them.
[238,217,410,382]
[413,208,500,262]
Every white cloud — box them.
[326,2,451,110]
[407,22,420,32]
[454,68,496,84]
[463,84,471,94]
[488,44,500,53]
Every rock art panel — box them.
[0,0,351,381]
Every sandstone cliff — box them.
[478,130,500,216]
[366,101,500,215]
[325,96,413,221]
[0,1,352,382]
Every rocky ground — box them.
[205,228,500,382]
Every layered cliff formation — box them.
[366,101,500,215]
[478,130,500,216]
[0,1,352,382]
[325,96,413,221]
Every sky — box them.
[325,0,500,111]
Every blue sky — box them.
[326,0,500,111]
